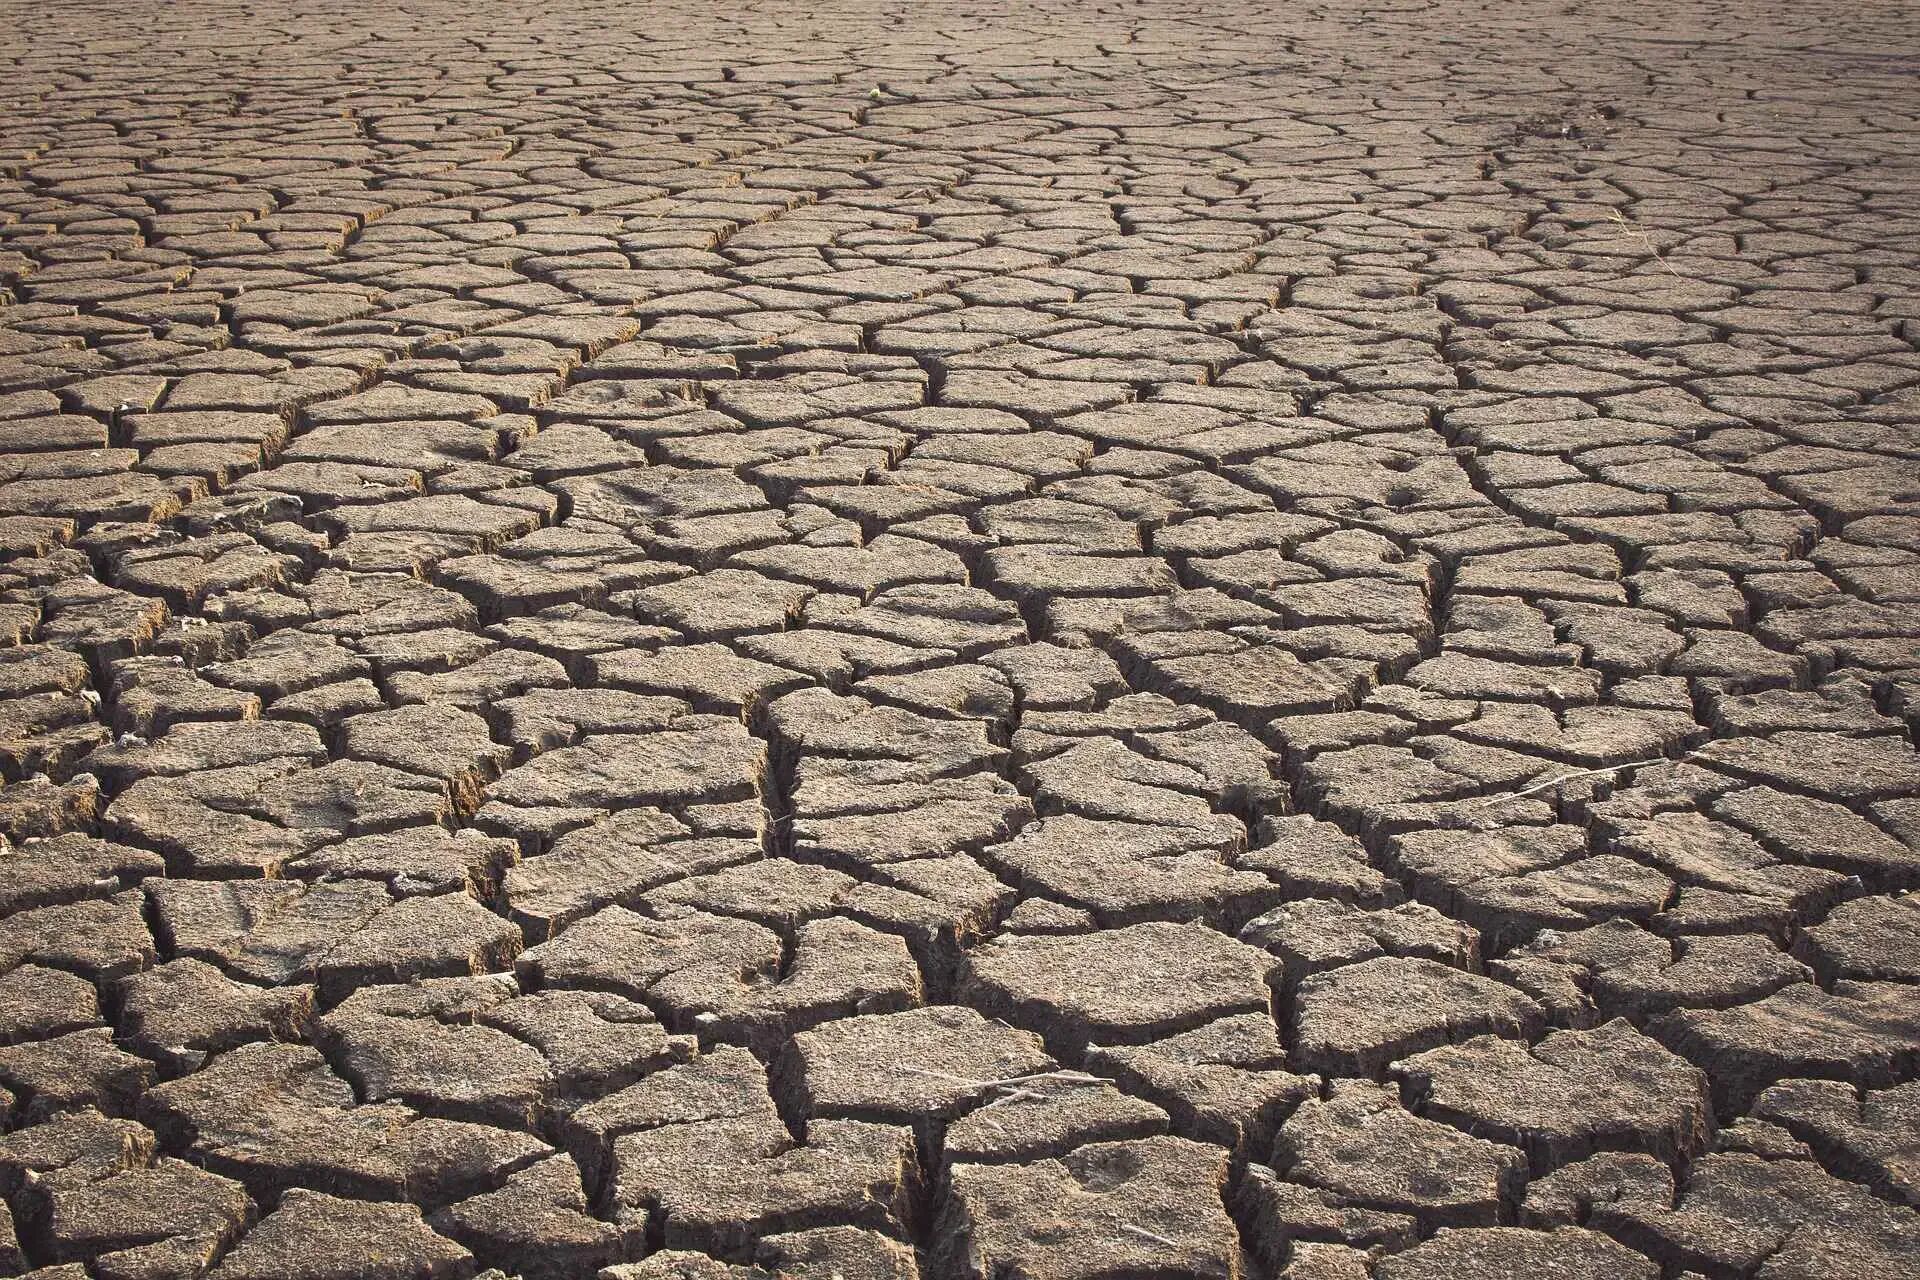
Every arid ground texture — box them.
[2,1,1919,1277]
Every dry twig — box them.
[895,1066,1109,1094]
[1477,755,1679,804]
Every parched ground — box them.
[2,0,1920,1276]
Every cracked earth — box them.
[2,0,1920,1277]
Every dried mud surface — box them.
[3,2,1920,1277]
